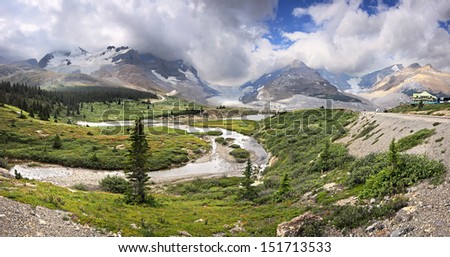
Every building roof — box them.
[412,91,436,98]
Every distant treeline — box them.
[0,81,157,120]
[51,86,157,104]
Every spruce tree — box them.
[275,173,291,202]
[319,140,331,171]
[52,134,62,149]
[124,119,153,205]
[388,138,399,170]
[241,159,257,200]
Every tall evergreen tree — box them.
[274,173,291,202]
[124,119,153,205]
[319,140,331,171]
[388,138,399,170]
[241,159,257,200]
[52,134,62,149]
[29,109,35,118]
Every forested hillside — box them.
[0,81,156,121]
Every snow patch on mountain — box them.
[42,46,134,75]
[391,64,402,72]
[345,77,364,94]
[179,68,199,84]
[151,70,178,85]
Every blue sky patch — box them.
[438,20,450,34]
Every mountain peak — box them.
[390,64,404,72]
[407,63,421,69]
[289,60,307,68]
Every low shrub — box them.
[99,175,130,194]
[331,196,407,229]
[0,158,7,169]
[435,137,444,143]
[206,130,223,136]
[296,219,325,237]
[309,142,354,173]
[346,153,389,186]
[397,128,435,151]
[214,137,228,145]
[229,148,250,159]
[72,183,89,191]
[360,155,445,198]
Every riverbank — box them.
[7,125,268,188]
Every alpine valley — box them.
[2,46,449,109]
[1,45,450,238]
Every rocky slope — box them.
[0,195,106,237]
[338,112,450,236]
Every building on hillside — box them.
[412,91,437,103]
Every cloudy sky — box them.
[1,0,450,86]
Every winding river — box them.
[10,116,269,187]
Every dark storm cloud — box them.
[0,0,278,85]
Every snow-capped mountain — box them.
[361,63,450,108]
[38,46,141,73]
[5,46,218,104]
[358,64,404,88]
[3,45,449,109]
[240,61,374,110]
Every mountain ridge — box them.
[1,46,449,108]
[0,46,218,104]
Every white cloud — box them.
[0,0,279,86]
[292,7,307,17]
[281,0,450,75]
[0,0,449,86]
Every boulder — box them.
[390,226,414,237]
[365,222,384,232]
[276,212,323,237]
[178,230,192,237]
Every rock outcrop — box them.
[276,212,323,237]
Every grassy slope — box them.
[389,103,450,116]
[0,176,300,236]
[255,109,359,199]
[0,105,208,170]
[68,97,260,123]
[0,107,445,236]
[192,119,259,136]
